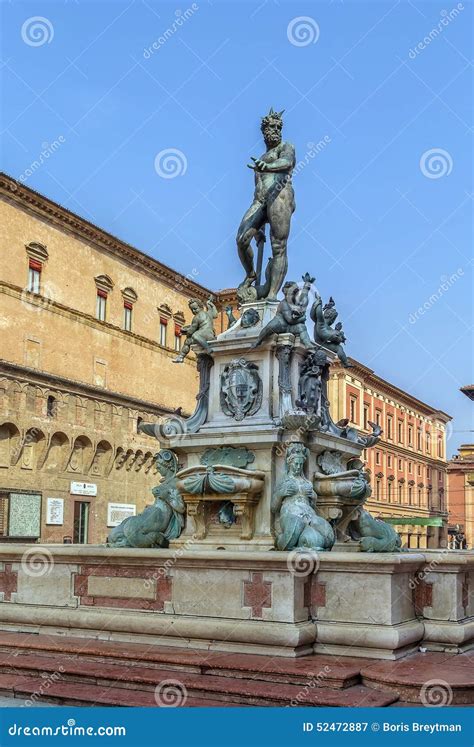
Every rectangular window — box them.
[349,396,357,424]
[398,421,404,444]
[123,303,132,332]
[417,429,422,451]
[73,501,90,544]
[375,451,381,466]
[388,481,392,502]
[417,465,421,476]
[408,461,413,473]
[159,318,167,347]
[28,259,42,293]
[426,432,431,454]
[408,425,413,446]
[387,415,393,440]
[437,437,443,459]
[174,324,181,352]
[387,454,392,468]
[376,481,381,500]
[398,484,402,502]
[96,291,107,322]
[375,410,381,427]
[408,487,413,505]
[363,404,369,430]
[427,467,431,479]
[398,458,403,471]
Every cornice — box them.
[0,359,182,417]
[0,172,231,307]
[334,359,451,422]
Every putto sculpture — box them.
[272,443,335,552]
[107,450,184,548]
[236,108,296,302]
[251,273,314,349]
[173,296,217,363]
[310,294,352,367]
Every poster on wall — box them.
[46,497,64,525]
[107,503,136,527]
[8,493,41,538]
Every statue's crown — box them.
[261,107,284,130]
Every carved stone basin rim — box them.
[176,464,265,496]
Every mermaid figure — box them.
[272,443,334,551]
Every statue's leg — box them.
[236,201,266,278]
[266,188,293,299]
[250,317,286,349]
[276,515,305,551]
[193,332,213,353]
[295,324,314,349]
[336,344,352,368]
[299,525,325,551]
[173,338,191,363]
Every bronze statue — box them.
[236,109,295,301]
[272,443,334,552]
[310,295,352,367]
[173,296,217,363]
[107,450,185,548]
[251,274,314,349]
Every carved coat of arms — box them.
[220,358,263,421]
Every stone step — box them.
[0,633,364,689]
[0,673,237,707]
[360,652,474,705]
[0,649,397,707]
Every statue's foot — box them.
[172,356,184,364]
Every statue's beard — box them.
[263,130,281,147]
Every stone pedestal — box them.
[0,545,471,659]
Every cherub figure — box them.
[310,295,352,367]
[173,296,217,363]
[251,273,314,349]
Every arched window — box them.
[94,275,113,322]
[25,242,48,293]
[122,288,137,332]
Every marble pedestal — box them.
[0,545,471,660]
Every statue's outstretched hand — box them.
[302,273,315,286]
[249,157,268,172]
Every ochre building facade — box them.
[0,173,230,544]
[447,385,474,549]
[329,360,451,549]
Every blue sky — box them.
[1,0,472,452]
